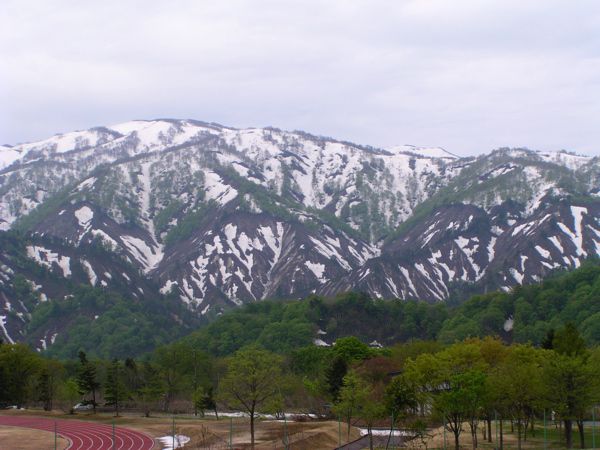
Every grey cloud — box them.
[1,0,599,155]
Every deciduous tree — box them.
[218,346,283,449]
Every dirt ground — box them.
[0,425,69,450]
[419,422,562,449]
[0,410,361,449]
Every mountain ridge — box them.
[1,118,599,349]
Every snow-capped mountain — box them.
[1,119,600,346]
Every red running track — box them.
[0,415,155,449]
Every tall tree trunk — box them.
[454,430,460,450]
[565,419,573,449]
[368,426,374,450]
[517,420,522,450]
[500,419,504,450]
[487,417,492,443]
[530,416,535,438]
[577,420,585,449]
[347,412,352,441]
[385,416,394,450]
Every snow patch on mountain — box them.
[121,235,163,273]
[26,246,71,278]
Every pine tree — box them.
[38,369,52,411]
[325,356,348,402]
[137,362,164,417]
[105,359,127,417]
[75,351,100,413]
[193,386,218,418]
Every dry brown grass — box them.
[0,425,69,450]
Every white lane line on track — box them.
[0,417,155,450]
[55,422,133,450]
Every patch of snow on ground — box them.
[0,315,14,343]
[548,236,564,253]
[399,266,417,296]
[570,206,587,256]
[305,261,326,281]
[26,246,71,277]
[81,260,97,286]
[309,237,352,271]
[509,268,524,284]
[535,245,551,259]
[158,435,191,450]
[121,235,163,272]
[387,145,457,159]
[91,229,119,249]
[74,206,94,227]
[77,177,97,191]
[204,171,238,205]
[359,428,408,436]
[160,280,177,294]
[0,146,23,170]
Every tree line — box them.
[2,322,600,449]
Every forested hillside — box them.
[29,258,600,359]
[175,259,600,357]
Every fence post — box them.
[112,420,115,449]
[54,421,57,450]
[229,416,233,449]
[494,411,498,449]
[544,409,547,450]
[593,406,596,450]
[172,415,175,449]
[443,419,447,450]
[283,412,289,449]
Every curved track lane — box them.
[0,415,155,449]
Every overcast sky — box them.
[1,0,599,156]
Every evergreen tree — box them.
[36,359,65,411]
[324,356,347,402]
[105,359,127,416]
[193,386,218,418]
[541,328,555,350]
[137,361,164,417]
[553,323,586,356]
[75,351,100,413]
